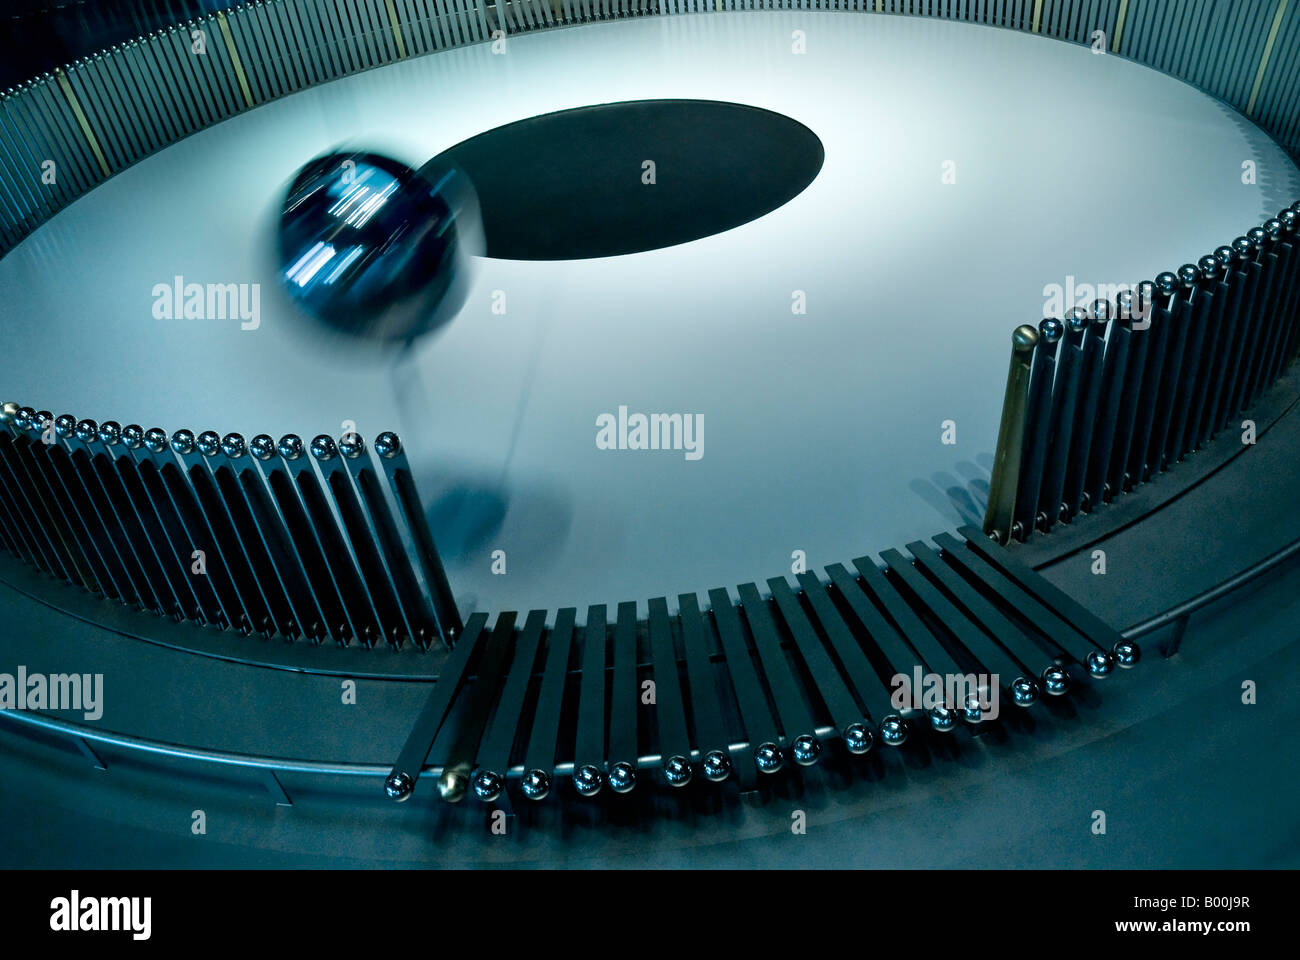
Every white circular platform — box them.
[2,12,1296,615]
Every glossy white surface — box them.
[2,12,1296,616]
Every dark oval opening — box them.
[433,99,824,261]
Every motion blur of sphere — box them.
[277,151,483,342]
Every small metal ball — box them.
[879,715,909,747]
[438,769,468,803]
[1265,218,1283,240]
[310,434,337,461]
[338,432,365,459]
[1198,255,1220,282]
[1112,639,1141,668]
[373,431,402,459]
[1115,290,1134,320]
[963,693,985,724]
[75,419,98,442]
[1038,318,1064,344]
[32,411,52,434]
[1292,199,1300,214]
[472,770,503,802]
[1155,271,1179,296]
[196,431,221,457]
[249,434,275,460]
[663,755,693,787]
[1011,324,1039,353]
[1248,226,1268,247]
[278,434,304,460]
[1233,236,1254,260]
[1177,264,1199,289]
[842,721,873,755]
[143,427,168,452]
[384,771,414,801]
[1215,245,1236,267]
[121,424,144,449]
[1087,649,1115,678]
[0,401,18,424]
[573,764,603,797]
[15,407,35,430]
[754,741,784,774]
[607,761,636,794]
[791,734,821,766]
[929,705,958,733]
[701,750,731,782]
[96,420,121,445]
[1011,676,1039,707]
[1279,210,1298,233]
[1090,299,1111,322]
[170,429,196,454]
[1040,664,1070,696]
[1064,307,1088,337]
[521,769,551,801]
[221,433,245,459]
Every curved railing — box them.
[2,2,1298,812]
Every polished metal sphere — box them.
[14,407,34,430]
[143,427,168,453]
[170,429,195,454]
[1038,318,1064,344]
[338,432,365,459]
[221,433,246,459]
[121,424,144,449]
[607,761,637,794]
[1198,255,1220,282]
[1086,649,1115,678]
[701,750,732,782]
[1265,218,1284,240]
[1176,264,1199,288]
[1011,676,1039,707]
[1155,271,1179,296]
[1115,290,1134,321]
[472,770,503,802]
[249,434,276,460]
[520,769,550,801]
[1064,306,1088,337]
[278,434,304,460]
[1248,226,1268,247]
[1112,639,1141,668]
[754,741,784,774]
[1280,210,1298,233]
[75,419,98,443]
[97,421,121,445]
[572,764,603,797]
[1233,236,1254,259]
[791,734,821,766]
[963,693,985,724]
[196,431,221,457]
[277,151,484,343]
[310,434,337,461]
[33,411,53,433]
[55,414,77,439]
[878,715,908,746]
[1090,299,1111,322]
[373,431,402,459]
[0,401,17,425]
[842,721,873,755]
[1040,664,1070,696]
[1214,245,1236,267]
[384,771,414,801]
[438,769,468,803]
[929,705,958,733]
[663,755,693,787]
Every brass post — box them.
[983,325,1039,544]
